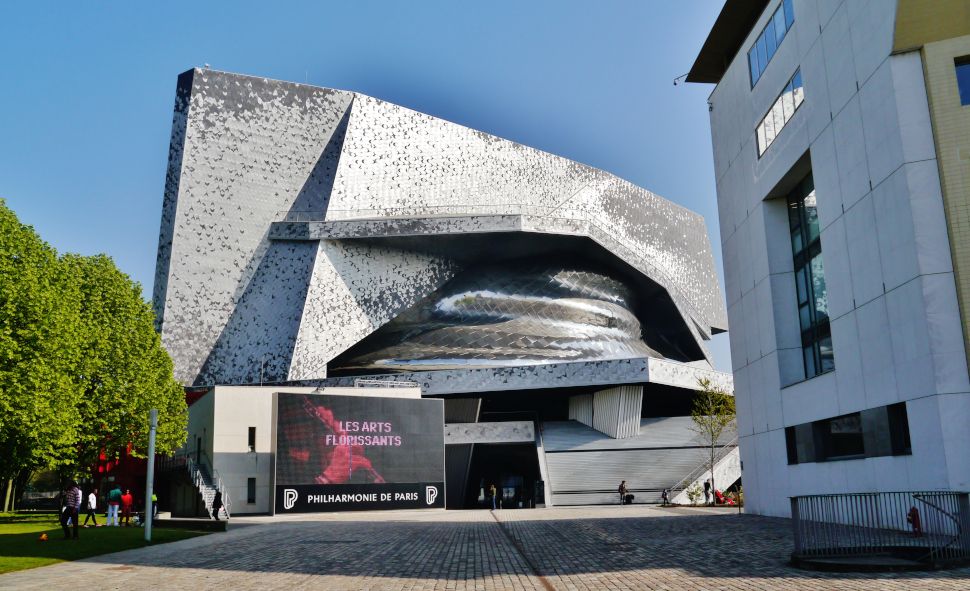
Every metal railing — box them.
[185,454,231,520]
[351,378,419,389]
[791,491,970,567]
[668,436,739,494]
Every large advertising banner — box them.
[273,392,445,513]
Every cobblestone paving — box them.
[2,506,969,590]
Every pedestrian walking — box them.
[661,488,670,506]
[61,482,81,540]
[107,484,122,526]
[121,489,134,526]
[703,479,711,505]
[83,489,98,527]
[618,480,629,505]
[487,483,497,510]
[212,490,224,520]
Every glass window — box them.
[757,69,805,156]
[825,413,865,459]
[749,50,761,87]
[956,57,970,106]
[757,35,768,74]
[810,254,828,321]
[248,426,256,452]
[773,8,787,46]
[749,1,795,86]
[781,81,794,119]
[818,336,835,373]
[765,19,778,60]
[247,478,256,504]
[788,171,833,379]
[888,403,912,455]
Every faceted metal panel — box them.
[330,262,662,374]
[154,69,729,387]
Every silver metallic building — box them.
[154,68,737,510]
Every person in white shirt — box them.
[82,490,98,527]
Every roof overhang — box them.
[687,0,769,84]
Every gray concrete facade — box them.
[692,0,970,516]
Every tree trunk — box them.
[3,479,12,512]
[710,444,716,506]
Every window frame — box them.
[757,69,805,157]
[787,173,834,380]
[747,0,796,87]
[246,478,256,504]
[956,56,970,106]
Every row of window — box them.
[748,0,794,87]
[757,70,804,156]
[787,173,833,379]
[785,403,911,464]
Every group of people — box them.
[616,480,722,506]
[60,481,157,540]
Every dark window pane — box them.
[248,426,256,451]
[796,267,809,304]
[803,345,816,378]
[826,413,865,459]
[784,0,795,29]
[818,336,835,373]
[888,403,912,455]
[247,478,256,504]
[956,58,970,106]
[799,303,811,330]
[791,228,803,253]
[788,199,801,230]
[786,427,799,464]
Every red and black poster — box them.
[273,392,445,513]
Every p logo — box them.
[425,485,438,506]
[283,488,299,510]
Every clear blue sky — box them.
[0,0,730,370]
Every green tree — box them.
[60,254,187,473]
[0,200,83,510]
[0,200,186,509]
[690,377,736,505]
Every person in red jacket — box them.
[120,489,134,527]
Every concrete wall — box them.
[182,386,422,515]
[706,0,970,516]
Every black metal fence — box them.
[791,491,970,567]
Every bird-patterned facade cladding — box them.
[153,68,727,388]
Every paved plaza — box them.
[2,505,969,590]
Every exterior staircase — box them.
[669,437,741,505]
[186,457,231,520]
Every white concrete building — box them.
[689,0,970,516]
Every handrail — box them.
[668,436,738,493]
[790,491,970,567]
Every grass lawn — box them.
[0,512,210,574]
